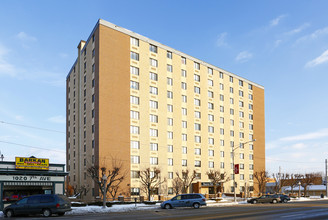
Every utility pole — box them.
[326,159,328,198]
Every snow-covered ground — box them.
[0,196,327,217]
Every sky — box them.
[0,0,328,175]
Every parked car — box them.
[161,193,206,209]
[4,194,71,217]
[247,194,281,204]
[276,194,290,203]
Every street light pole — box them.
[232,139,256,203]
[298,181,301,199]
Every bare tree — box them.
[108,177,124,200]
[254,170,269,195]
[176,169,197,193]
[139,167,166,201]
[300,173,322,196]
[206,170,229,197]
[172,177,183,195]
[87,161,125,208]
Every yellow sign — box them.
[15,157,49,170]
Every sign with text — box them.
[234,164,239,174]
[15,157,49,170]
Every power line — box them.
[0,140,65,153]
[0,120,65,134]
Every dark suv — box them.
[4,194,71,217]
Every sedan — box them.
[247,194,281,204]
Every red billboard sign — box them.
[234,164,239,174]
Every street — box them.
[4,199,328,220]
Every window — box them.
[249,114,253,120]
[130,96,139,105]
[208,91,214,98]
[220,117,224,124]
[195,173,201,179]
[182,133,187,141]
[240,153,244,159]
[195,111,201,118]
[208,114,214,121]
[194,123,201,131]
[195,160,201,167]
[167,51,172,59]
[182,108,187,115]
[208,67,213,75]
[168,145,173,152]
[209,161,214,168]
[181,69,187,77]
[195,135,201,143]
[195,148,201,155]
[182,95,187,103]
[182,159,187,166]
[150,100,158,109]
[130,111,139,120]
[168,118,173,126]
[249,134,254,140]
[240,163,244,170]
[239,121,244,128]
[240,174,244,180]
[150,86,158,95]
[150,128,158,137]
[230,130,234,137]
[150,157,158,165]
[168,158,173,166]
[250,154,254,160]
[220,139,224,146]
[150,72,157,81]
[150,58,158,67]
[229,76,233,83]
[167,91,173,99]
[249,104,253,110]
[194,62,200,70]
[131,188,140,196]
[167,77,173,85]
[209,149,214,156]
[168,172,174,179]
[168,104,173,112]
[181,82,187,90]
[208,126,214,133]
[194,74,200,82]
[219,72,224,79]
[150,114,158,123]
[220,162,225,168]
[249,144,254,150]
[182,121,187,128]
[229,98,234,105]
[249,94,253,100]
[167,64,173,72]
[208,102,214,109]
[239,101,244,107]
[220,151,225,158]
[194,98,201,106]
[220,94,224,101]
[239,90,244,97]
[250,164,254,170]
[239,80,244,86]
[150,143,158,151]
[230,109,234,115]
[130,52,139,61]
[130,81,139,90]
[130,126,139,134]
[131,156,140,164]
[208,138,214,145]
[181,57,186,64]
[150,44,157,53]
[230,87,234,93]
[168,131,173,139]
[130,37,139,46]
[182,146,187,154]
[131,141,139,149]
[239,111,244,118]
[219,105,224,112]
[194,86,200,94]
[220,128,224,135]
[131,171,140,178]
[239,132,244,138]
[208,79,213,86]
[220,83,224,90]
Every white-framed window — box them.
[150,72,157,81]
[150,114,158,123]
[168,145,173,152]
[182,159,187,166]
[249,134,254,140]
[209,161,214,168]
[150,58,158,67]
[239,80,244,86]
[131,156,140,164]
[167,91,173,99]
[208,91,214,98]
[149,44,157,53]
[168,172,174,179]
[181,57,186,65]
[194,74,200,82]
[150,128,158,137]
[182,108,187,115]
[168,118,173,126]
[195,160,201,167]
[208,79,213,86]
[230,87,234,93]
[230,109,234,115]
[181,69,187,77]
[130,111,139,120]
[195,135,201,143]
[150,157,158,165]
[230,130,234,137]
[167,131,173,139]
[194,62,200,70]
[239,90,244,97]
[249,94,253,100]
[130,37,139,46]
[220,94,224,101]
[130,126,139,134]
[220,83,224,90]
[239,111,244,118]
[167,51,172,59]
[239,101,244,107]
[150,100,158,109]
[208,102,214,109]
[240,163,244,169]
[248,84,253,90]
[130,96,139,105]
[240,174,244,180]
[195,148,201,155]
[182,146,187,154]
[219,72,224,79]
[182,133,187,141]
[131,141,140,149]
[220,128,224,135]
[208,126,214,133]
[168,158,173,166]
[220,117,224,124]
[167,77,173,86]
[219,105,224,112]
[168,104,173,112]
[131,171,140,178]
[182,121,187,128]
[208,114,214,121]
[130,52,139,61]
[130,81,139,90]
[250,174,254,180]
[195,111,201,118]
[250,154,254,160]
[249,144,254,150]
[194,86,200,94]
[194,123,201,131]
[249,114,253,120]
[194,98,201,106]
[208,149,214,156]
[150,86,158,95]
[150,143,158,151]
[167,64,173,72]
[220,139,224,146]
[250,164,254,170]
[181,82,187,90]
[240,153,244,159]
[208,67,213,75]
[239,132,244,138]
[220,162,224,168]
[229,76,233,83]
[182,95,187,103]
[239,121,244,128]
[130,66,139,75]
[249,104,253,110]
[230,98,234,104]
[208,138,214,145]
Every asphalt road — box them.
[6,199,328,220]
